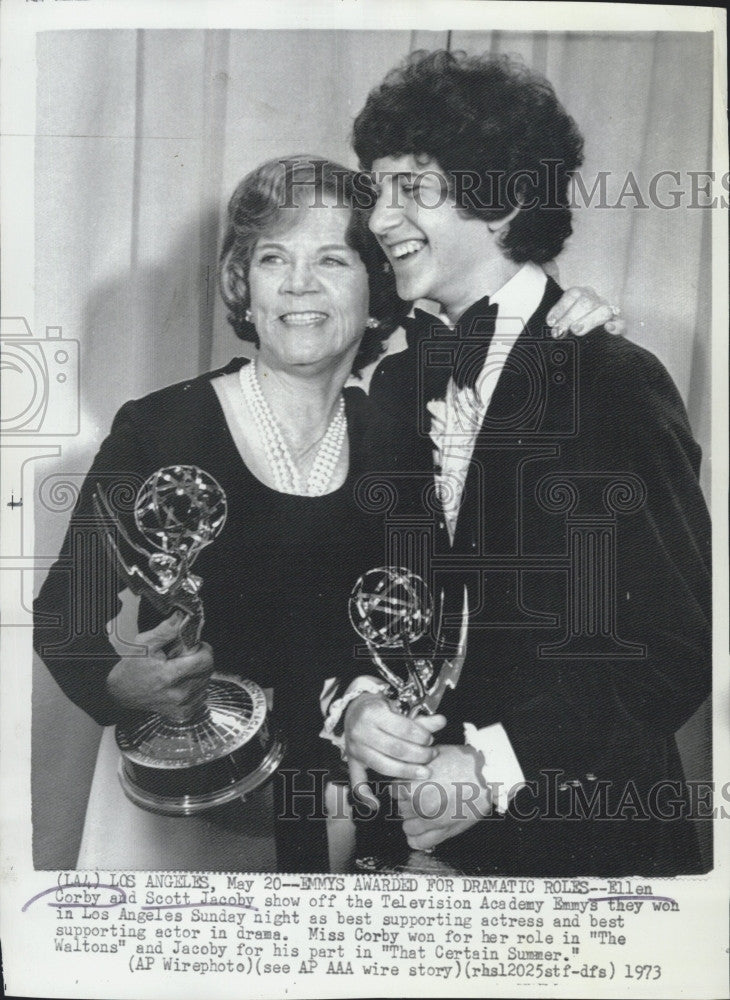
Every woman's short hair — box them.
[219,155,407,374]
[352,50,585,264]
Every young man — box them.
[341,51,711,875]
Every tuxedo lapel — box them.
[482,278,564,427]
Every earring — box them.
[365,317,380,329]
[382,261,392,274]
[244,309,253,323]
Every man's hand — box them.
[344,693,446,801]
[106,612,214,720]
[394,743,492,851]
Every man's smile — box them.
[388,238,427,260]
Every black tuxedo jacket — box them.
[363,278,711,875]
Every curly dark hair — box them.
[352,50,585,264]
[219,155,408,375]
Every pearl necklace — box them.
[239,361,347,496]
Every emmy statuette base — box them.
[117,732,286,817]
[115,676,286,817]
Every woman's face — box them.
[248,198,370,375]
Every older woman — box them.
[34,154,619,872]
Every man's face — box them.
[368,155,501,322]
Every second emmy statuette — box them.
[349,566,465,873]
[349,566,462,717]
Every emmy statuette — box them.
[93,465,286,816]
[348,567,465,874]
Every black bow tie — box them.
[452,300,499,390]
[403,298,499,393]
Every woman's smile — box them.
[278,310,330,326]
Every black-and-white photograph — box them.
[1,2,727,998]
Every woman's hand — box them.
[547,286,625,339]
[105,612,214,720]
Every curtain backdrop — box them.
[33,29,713,868]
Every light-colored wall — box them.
[32,29,713,868]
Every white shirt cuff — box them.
[463,722,526,814]
[319,675,389,757]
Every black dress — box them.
[34,357,385,871]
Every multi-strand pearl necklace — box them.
[239,360,347,496]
